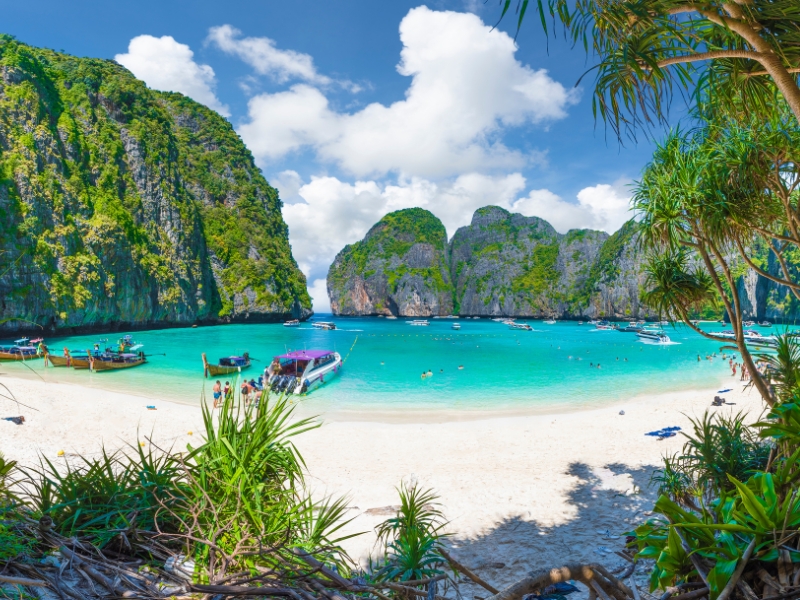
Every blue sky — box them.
[6,0,671,310]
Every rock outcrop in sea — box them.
[0,37,311,334]
[327,208,453,316]
[328,206,655,319]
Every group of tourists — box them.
[211,377,265,407]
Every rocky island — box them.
[327,206,652,319]
[0,37,311,334]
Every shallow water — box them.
[0,318,748,415]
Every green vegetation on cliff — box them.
[0,36,309,331]
[327,208,453,315]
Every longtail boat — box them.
[91,352,147,371]
[202,352,251,377]
[0,344,41,361]
[70,351,94,370]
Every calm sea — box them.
[0,317,745,416]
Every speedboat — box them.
[268,349,342,395]
[408,320,429,326]
[543,319,556,325]
[715,329,777,346]
[759,321,772,327]
[743,320,756,327]
[637,329,671,343]
[313,321,337,330]
[451,323,461,330]
[284,319,300,327]
[595,320,615,330]
[387,315,398,319]
[618,322,644,332]
[508,322,532,330]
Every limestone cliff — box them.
[449,207,653,318]
[328,205,656,319]
[0,37,311,334]
[327,208,453,316]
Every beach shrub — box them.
[13,392,354,580]
[633,406,800,599]
[373,482,449,583]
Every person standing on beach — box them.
[213,380,222,408]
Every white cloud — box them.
[207,25,336,87]
[116,35,230,116]
[511,182,632,233]
[308,279,331,313]
[239,6,577,178]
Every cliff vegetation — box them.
[0,36,310,333]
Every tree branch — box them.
[656,50,765,69]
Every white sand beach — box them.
[0,374,764,594]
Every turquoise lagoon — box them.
[1,318,743,416]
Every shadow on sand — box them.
[444,461,660,599]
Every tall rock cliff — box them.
[450,207,652,318]
[0,37,311,333]
[327,208,453,316]
[328,206,656,319]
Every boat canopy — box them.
[275,350,333,360]
[220,356,249,367]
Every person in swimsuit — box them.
[213,380,222,408]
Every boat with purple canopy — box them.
[267,349,342,395]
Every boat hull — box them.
[71,357,92,370]
[46,354,71,367]
[91,358,147,371]
[207,362,251,376]
[0,351,40,361]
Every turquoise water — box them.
[0,318,739,416]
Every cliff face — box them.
[327,208,453,316]
[328,205,656,319]
[0,37,311,333]
[450,207,653,318]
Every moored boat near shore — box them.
[0,343,41,361]
[284,319,300,327]
[202,353,251,377]
[91,352,147,371]
[268,349,342,395]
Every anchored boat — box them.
[284,319,300,327]
[408,320,429,326]
[0,342,41,361]
[202,353,251,377]
[268,349,342,395]
[91,352,147,371]
[636,329,671,343]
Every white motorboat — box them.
[759,321,772,327]
[387,315,398,319]
[714,329,777,346]
[313,321,337,330]
[543,319,556,325]
[451,323,461,330]
[268,349,342,395]
[283,319,300,327]
[508,322,532,331]
[409,319,429,326]
[636,329,671,343]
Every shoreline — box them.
[0,373,765,582]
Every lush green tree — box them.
[633,107,800,405]
[501,0,800,133]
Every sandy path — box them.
[0,374,764,596]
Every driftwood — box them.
[438,547,499,594]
